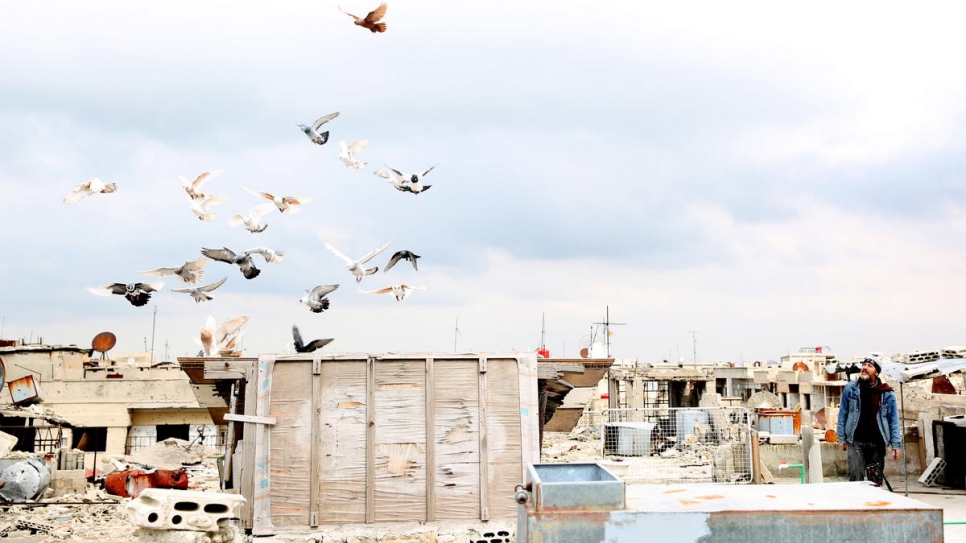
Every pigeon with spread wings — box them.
[63,177,118,204]
[384,250,420,272]
[339,139,370,169]
[323,240,391,283]
[361,284,424,302]
[88,281,164,307]
[300,284,340,313]
[141,256,208,285]
[297,112,340,145]
[339,3,387,33]
[171,276,228,303]
[227,202,277,233]
[293,325,334,353]
[180,169,222,200]
[244,187,312,214]
[201,247,261,279]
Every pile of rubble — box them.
[0,438,224,542]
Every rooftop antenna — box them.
[687,330,699,363]
[592,305,625,358]
[540,313,546,350]
[454,315,461,352]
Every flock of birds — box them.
[65,3,439,357]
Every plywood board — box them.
[485,359,523,519]
[316,360,367,524]
[373,360,427,522]
[433,360,481,520]
[267,361,314,528]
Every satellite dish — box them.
[579,347,589,359]
[745,390,783,410]
[92,331,117,359]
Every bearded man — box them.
[836,358,902,482]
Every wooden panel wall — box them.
[251,355,531,531]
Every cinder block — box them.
[127,488,246,531]
[49,469,88,496]
[769,434,800,445]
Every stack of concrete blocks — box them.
[127,488,247,543]
[49,448,88,497]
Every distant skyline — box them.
[2,1,965,364]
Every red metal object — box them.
[103,468,188,498]
[153,469,188,490]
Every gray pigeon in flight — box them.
[201,247,261,279]
[300,284,340,313]
[384,250,420,272]
[297,112,340,145]
[292,325,334,353]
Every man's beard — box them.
[858,371,871,381]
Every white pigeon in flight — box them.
[198,315,249,357]
[189,194,229,222]
[323,240,391,283]
[141,256,208,284]
[244,187,313,214]
[299,284,340,313]
[62,177,118,204]
[180,169,222,200]
[297,111,340,145]
[360,284,425,302]
[339,139,370,169]
[385,165,435,194]
[171,276,228,303]
[244,246,284,264]
[227,202,277,233]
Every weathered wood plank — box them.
[374,359,427,522]
[433,360,480,520]
[267,362,314,528]
[316,360,367,524]
[366,357,375,524]
[425,358,436,522]
[478,356,489,521]
[204,359,254,379]
[486,359,524,520]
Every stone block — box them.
[127,488,246,531]
[49,469,88,497]
[769,434,800,445]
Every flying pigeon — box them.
[180,170,222,200]
[386,166,435,194]
[141,256,208,284]
[339,139,370,169]
[373,169,411,193]
[201,247,261,279]
[62,177,118,204]
[227,202,277,233]
[297,112,340,145]
[339,3,387,33]
[189,194,229,222]
[198,315,249,357]
[323,240,391,283]
[244,246,284,264]
[88,281,164,307]
[292,325,334,353]
[171,276,228,303]
[384,250,420,272]
[244,187,313,214]
[300,284,340,313]
[361,284,424,302]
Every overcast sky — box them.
[2,1,965,363]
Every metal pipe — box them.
[900,381,908,497]
[778,462,805,484]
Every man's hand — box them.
[892,448,900,461]
[839,442,847,451]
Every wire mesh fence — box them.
[593,407,755,484]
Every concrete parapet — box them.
[127,488,246,532]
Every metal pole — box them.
[900,381,908,497]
